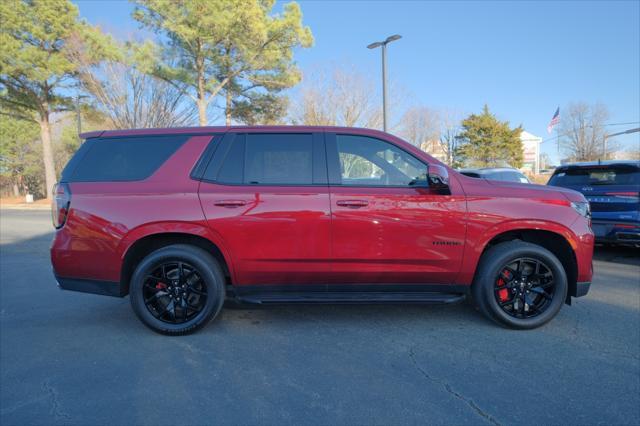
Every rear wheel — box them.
[129,244,225,335]
[472,241,568,329]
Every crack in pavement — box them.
[408,347,501,426]
[175,341,212,356]
[42,380,71,421]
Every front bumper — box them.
[573,281,591,298]
[591,220,640,245]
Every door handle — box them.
[336,199,369,208]
[214,200,247,207]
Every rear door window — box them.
[66,135,189,182]
[245,134,313,185]
[204,133,322,185]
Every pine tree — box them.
[456,105,523,168]
[0,0,117,198]
[133,0,313,126]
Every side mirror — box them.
[428,164,451,195]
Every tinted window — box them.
[244,134,313,185]
[216,135,245,184]
[68,136,188,182]
[336,135,427,186]
[549,166,640,186]
[189,134,222,180]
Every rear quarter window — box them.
[64,135,189,182]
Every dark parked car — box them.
[548,160,640,245]
[51,126,594,335]
[459,167,531,183]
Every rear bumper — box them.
[55,275,126,297]
[592,220,640,245]
[573,281,591,298]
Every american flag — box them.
[547,107,560,134]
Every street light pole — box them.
[367,34,401,132]
[381,43,387,132]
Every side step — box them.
[235,291,466,305]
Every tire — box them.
[129,244,225,335]
[472,240,568,329]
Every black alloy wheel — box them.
[494,257,555,319]
[472,240,568,329]
[143,262,208,324]
[130,244,225,335]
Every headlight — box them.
[571,201,591,219]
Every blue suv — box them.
[548,161,640,246]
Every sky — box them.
[74,0,640,164]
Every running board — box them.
[235,291,466,305]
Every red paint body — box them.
[51,126,594,293]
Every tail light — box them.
[52,183,71,229]
[605,192,640,198]
[614,223,639,229]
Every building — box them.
[520,131,542,174]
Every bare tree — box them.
[539,152,552,169]
[290,66,382,128]
[79,61,197,129]
[559,102,614,161]
[399,106,440,149]
[398,107,462,166]
[624,146,640,160]
[289,66,385,177]
[438,110,463,166]
[65,36,197,129]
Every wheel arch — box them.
[119,226,234,296]
[473,228,578,304]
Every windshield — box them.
[548,166,640,186]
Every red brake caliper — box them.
[156,282,167,290]
[497,270,510,302]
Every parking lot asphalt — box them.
[1,209,639,426]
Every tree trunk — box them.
[225,90,232,126]
[12,183,20,197]
[195,41,207,126]
[197,99,207,126]
[38,109,57,200]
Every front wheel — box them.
[129,244,225,335]
[472,241,568,329]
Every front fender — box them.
[456,219,580,285]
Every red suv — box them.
[51,126,594,334]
